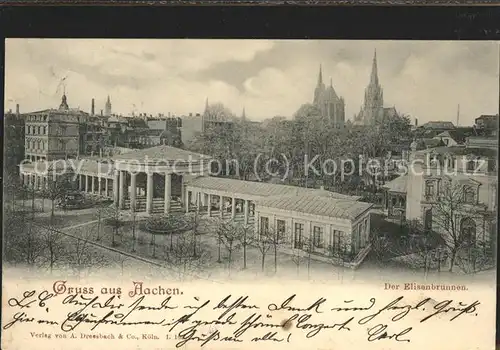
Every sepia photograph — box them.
[2,34,498,349]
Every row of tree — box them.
[186,103,412,193]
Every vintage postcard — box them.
[2,39,498,349]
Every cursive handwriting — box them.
[367,324,412,342]
[268,294,327,314]
[2,289,483,345]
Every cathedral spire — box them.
[317,64,323,86]
[370,49,379,86]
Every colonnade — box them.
[185,190,254,225]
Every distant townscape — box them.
[3,48,498,282]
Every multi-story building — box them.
[405,142,497,248]
[4,104,25,173]
[312,64,346,128]
[24,94,87,161]
[474,114,498,136]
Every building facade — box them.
[354,50,385,126]
[405,144,497,248]
[312,65,346,128]
[24,94,86,161]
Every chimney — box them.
[8,109,12,114]
[189,113,193,117]
[16,104,19,115]
[100,109,103,116]
[91,98,95,115]
[415,118,418,126]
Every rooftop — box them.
[416,146,497,157]
[256,194,373,220]
[112,145,211,163]
[188,176,361,201]
[420,121,455,130]
[382,175,407,193]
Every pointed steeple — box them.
[104,95,112,116]
[370,49,379,86]
[317,64,323,85]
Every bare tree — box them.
[3,207,44,266]
[255,228,272,272]
[104,206,125,247]
[40,225,66,274]
[430,180,487,272]
[219,220,241,273]
[185,211,202,257]
[68,226,109,278]
[290,247,305,276]
[45,175,74,219]
[267,226,287,274]
[165,231,211,281]
[235,223,254,270]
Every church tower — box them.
[362,49,384,125]
[312,64,345,128]
[313,64,326,105]
[104,95,112,116]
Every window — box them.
[463,186,475,204]
[313,226,323,248]
[277,219,286,239]
[43,126,47,135]
[446,156,454,169]
[330,230,343,252]
[425,181,435,199]
[260,217,269,235]
[466,159,476,172]
[294,223,304,249]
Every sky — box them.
[4,39,499,125]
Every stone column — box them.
[85,175,89,193]
[185,190,190,213]
[196,192,201,213]
[164,173,171,214]
[231,197,236,219]
[180,175,185,207]
[146,172,153,214]
[130,173,137,212]
[244,200,249,225]
[219,195,224,218]
[207,194,212,217]
[113,172,119,207]
[255,212,260,238]
[119,171,125,209]
[91,176,96,194]
[105,178,109,197]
